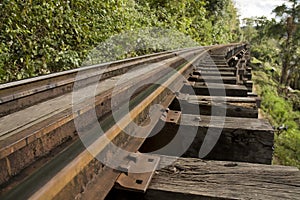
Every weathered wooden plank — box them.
[140,111,274,164]
[109,156,300,200]
[246,67,252,73]
[180,94,259,104]
[210,54,227,58]
[196,64,229,68]
[248,92,258,97]
[244,72,252,80]
[181,82,248,97]
[148,158,299,200]
[193,71,235,76]
[169,95,258,118]
[188,75,237,84]
[244,80,253,92]
[196,67,236,72]
[197,62,228,65]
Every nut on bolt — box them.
[194,116,201,121]
[127,153,139,163]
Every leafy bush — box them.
[254,69,300,169]
[0,0,240,83]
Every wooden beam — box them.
[169,95,258,118]
[140,111,274,164]
[181,94,260,104]
[244,80,253,92]
[193,71,235,76]
[188,75,237,84]
[244,72,252,80]
[181,82,249,97]
[196,67,236,72]
[196,64,229,68]
[108,156,300,200]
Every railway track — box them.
[0,44,299,199]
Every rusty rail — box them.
[0,43,271,200]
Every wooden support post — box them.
[237,69,244,84]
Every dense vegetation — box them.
[0,0,240,83]
[242,0,300,168]
[253,69,300,168]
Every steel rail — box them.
[0,48,202,157]
[0,46,204,117]
[0,43,248,199]
[0,49,203,193]
[28,44,242,199]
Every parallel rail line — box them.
[1,43,297,200]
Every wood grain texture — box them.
[196,67,236,72]
[185,95,259,103]
[150,157,300,200]
[193,71,235,77]
[109,156,300,200]
[181,82,248,97]
[140,113,274,164]
[188,75,237,84]
[169,96,258,118]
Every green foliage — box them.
[243,9,300,89]
[254,69,300,169]
[275,128,300,168]
[0,0,240,83]
[272,0,300,86]
[245,7,300,168]
[251,40,281,65]
[84,28,199,65]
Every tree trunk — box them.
[280,17,294,86]
[280,60,289,85]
